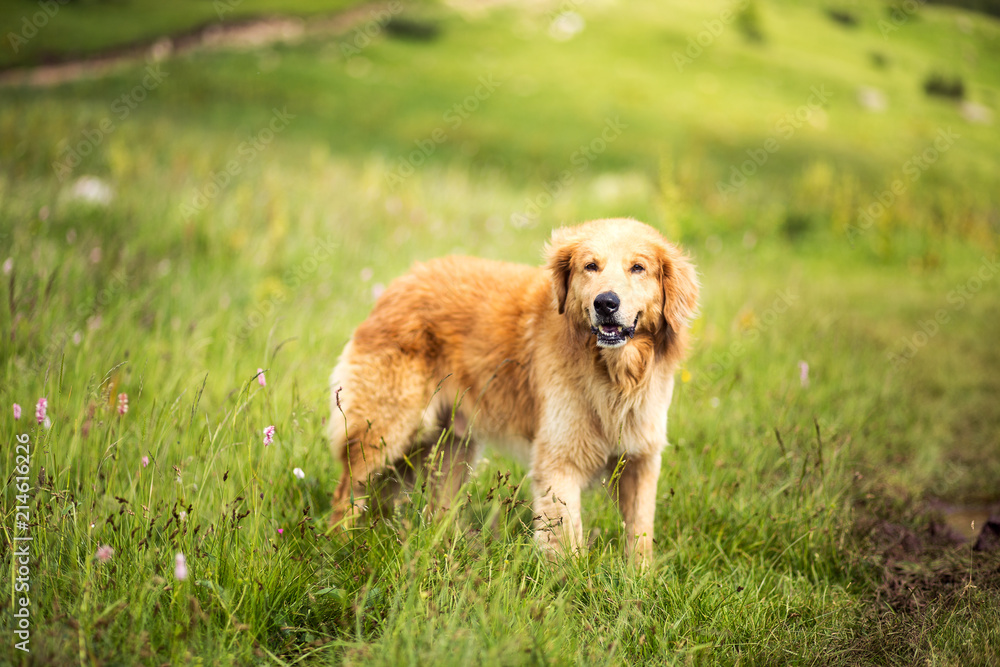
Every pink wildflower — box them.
[278,528,284,535]
[798,361,810,388]
[141,455,150,468]
[117,393,128,415]
[13,403,21,420]
[174,552,188,581]
[257,368,266,387]
[263,425,275,446]
[35,398,47,424]
[96,545,114,563]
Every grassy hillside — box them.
[0,0,366,69]
[1,0,998,664]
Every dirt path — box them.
[0,2,394,87]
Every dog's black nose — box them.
[594,291,620,318]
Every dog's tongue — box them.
[600,325,620,334]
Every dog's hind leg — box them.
[328,346,433,527]
[407,407,481,514]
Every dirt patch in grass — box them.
[838,493,1000,663]
[855,495,1000,612]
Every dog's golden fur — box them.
[328,218,699,559]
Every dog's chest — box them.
[591,391,669,457]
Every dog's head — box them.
[546,218,699,357]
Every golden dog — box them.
[328,218,699,559]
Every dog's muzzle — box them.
[591,313,638,348]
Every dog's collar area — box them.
[590,313,639,348]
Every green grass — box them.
[2,0,1000,664]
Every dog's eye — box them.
[631,264,645,274]
[585,262,599,272]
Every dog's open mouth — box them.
[591,314,639,349]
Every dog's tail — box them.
[328,341,354,458]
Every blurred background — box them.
[2,0,998,245]
[0,1,999,662]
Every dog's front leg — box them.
[532,465,585,556]
[615,452,662,564]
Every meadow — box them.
[1,0,999,664]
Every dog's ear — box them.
[545,227,579,315]
[659,242,700,335]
